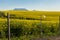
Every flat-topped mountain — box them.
[14,8,28,11]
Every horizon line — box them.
[0,8,60,11]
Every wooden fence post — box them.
[7,13,10,40]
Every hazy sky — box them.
[0,0,60,11]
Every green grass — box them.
[0,10,60,40]
[3,10,60,21]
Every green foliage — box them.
[0,11,6,18]
[0,20,59,38]
[0,11,59,40]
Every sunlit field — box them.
[0,10,60,40]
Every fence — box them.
[0,13,60,40]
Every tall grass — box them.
[0,19,59,39]
[0,11,59,40]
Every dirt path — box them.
[51,36,60,40]
[31,36,60,40]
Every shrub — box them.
[0,20,59,38]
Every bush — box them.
[0,11,6,18]
[0,20,59,38]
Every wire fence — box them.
[0,13,60,40]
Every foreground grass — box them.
[0,35,51,40]
[0,18,59,40]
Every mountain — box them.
[14,8,28,11]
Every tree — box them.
[0,11,5,18]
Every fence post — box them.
[58,16,60,34]
[7,13,10,40]
[40,16,43,37]
[59,16,60,27]
[40,15,46,40]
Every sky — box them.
[0,0,60,11]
